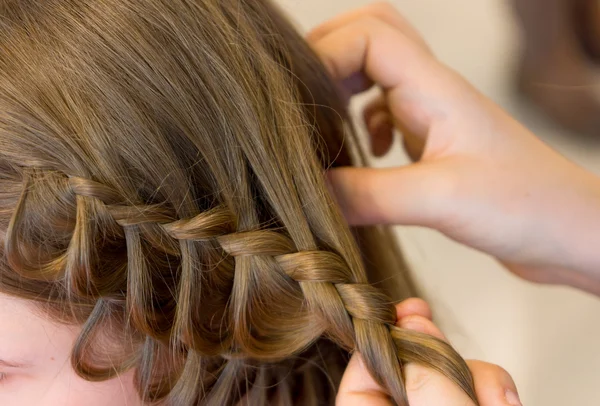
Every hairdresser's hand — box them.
[308,2,600,294]
[338,298,522,406]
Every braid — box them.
[6,172,477,404]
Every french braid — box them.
[5,173,477,404]
[0,0,478,404]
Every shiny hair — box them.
[0,0,477,404]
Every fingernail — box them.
[505,389,522,406]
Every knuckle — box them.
[356,15,386,31]
[345,15,402,46]
[404,297,432,314]
[369,1,396,14]
[344,13,394,36]
[468,360,514,381]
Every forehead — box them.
[0,294,38,327]
[0,294,47,328]
[0,294,78,360]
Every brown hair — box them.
[0,0,477,404]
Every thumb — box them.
[405,361,522,406]
[327,162,451,227]
[337,353,394,406]
[405,363,478,406]
[467,360,523,406]
[399,316,522,406]
[338,356,523,406]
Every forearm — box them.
[541,166,600,294]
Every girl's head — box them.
[0,0,476,405]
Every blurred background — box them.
[276,1,600,404]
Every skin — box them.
[307,1,600,403]
[0,294,141,406]
[308,1,600,294]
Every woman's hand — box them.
[308,2,600,294]
[338,299,522,406]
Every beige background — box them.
[276,0,600,405]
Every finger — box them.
[339,302,444,406]
[307,2,431,54]
[310,15,454,141]
[398,315,446,341]
[394,316,522,405]
[341,71,376,96]
[363,94,388,120]
[402,125,427,161]
[364,95,428,160]
[394,298,432,321]
[397,309,478,406]
[326,164,451,227]
[405,363,478,406]
[404,358,522,406]
[364,95,395,156]
[337,353,393,406]
[310,16,433,92]
[365,110,395,157]
[467,360,523,406]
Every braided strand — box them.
[6,173,476,404]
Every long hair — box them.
[0,0,477,404]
